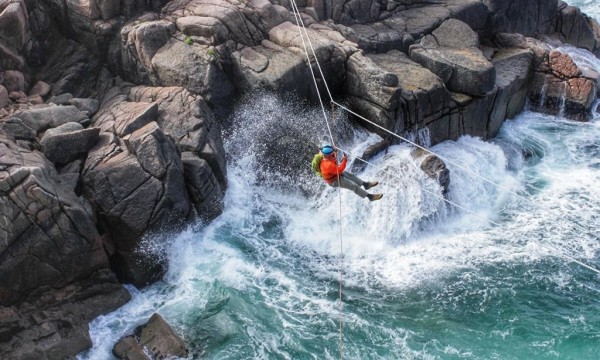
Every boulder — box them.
[525,43,598,121]
[0,71,25,93]
[0,131,116,306]
[9,91,26,103]
[392,5,451,39]
[40,122,101,165]
[344,51,402,132]
[484,0,558,36]
[11,105,89,132]
[413,149,450,194]
[127,86,228,189]
[0,85,7,109]
[552,2,600,57]
[181,153,224,221]
[84,84,225,285]
[70,98,100,116]
[449,47,534,140]
[48,93,74,105]
[0,117,36,140]
[231,41,310,97]
[27,95,43,105]
[113,336,147,360]
[410,19,496,96]
[350,15,414,53]
[82,124,190,285]
[113,313,187,360]
[0,0,30,70]
[486,48,534,137]
[28,81,51,98]
[151,38,234,104]
[268,21,350,97]
[548,50,580,79]
[117,19,174,85]
[346,49,455,144]
[445,0,490,32]
[95,100,158,137]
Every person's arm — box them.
[337,154,347,173]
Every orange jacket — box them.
[320,155,347,183]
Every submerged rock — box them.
[413,148,450,194]
[113,313,187,360]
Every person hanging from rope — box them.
[312,145,383,201]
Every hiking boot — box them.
[368,194,383,201]
[363,181,379,190]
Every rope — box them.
[331,101,543,209]
[289,3,344,357]
[333,103,344,360]
[289,1,332,138]
[289,0,334,102]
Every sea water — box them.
[80,3,600,359]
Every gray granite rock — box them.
[12,105,89,132]
[113,313,187,360]
[28,81,51,98]
[40,122,101,165]
[0,71,25,93]
[0,117,36,140]
[410,19,496,96]
[0,86,7,109]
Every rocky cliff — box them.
[1,0,599,357]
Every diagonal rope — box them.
[289,0,334,102]
[332,101,542,209]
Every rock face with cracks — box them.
[0,131,130,359]
[82,84,225,285]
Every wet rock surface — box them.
[113,313,187,360]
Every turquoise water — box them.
[80,4,600,359]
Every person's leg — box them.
[342,172,365,186]
[330,174,369,198]
[343,172,379,189]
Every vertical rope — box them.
[289,3,345,358]
[333,103,344,360]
